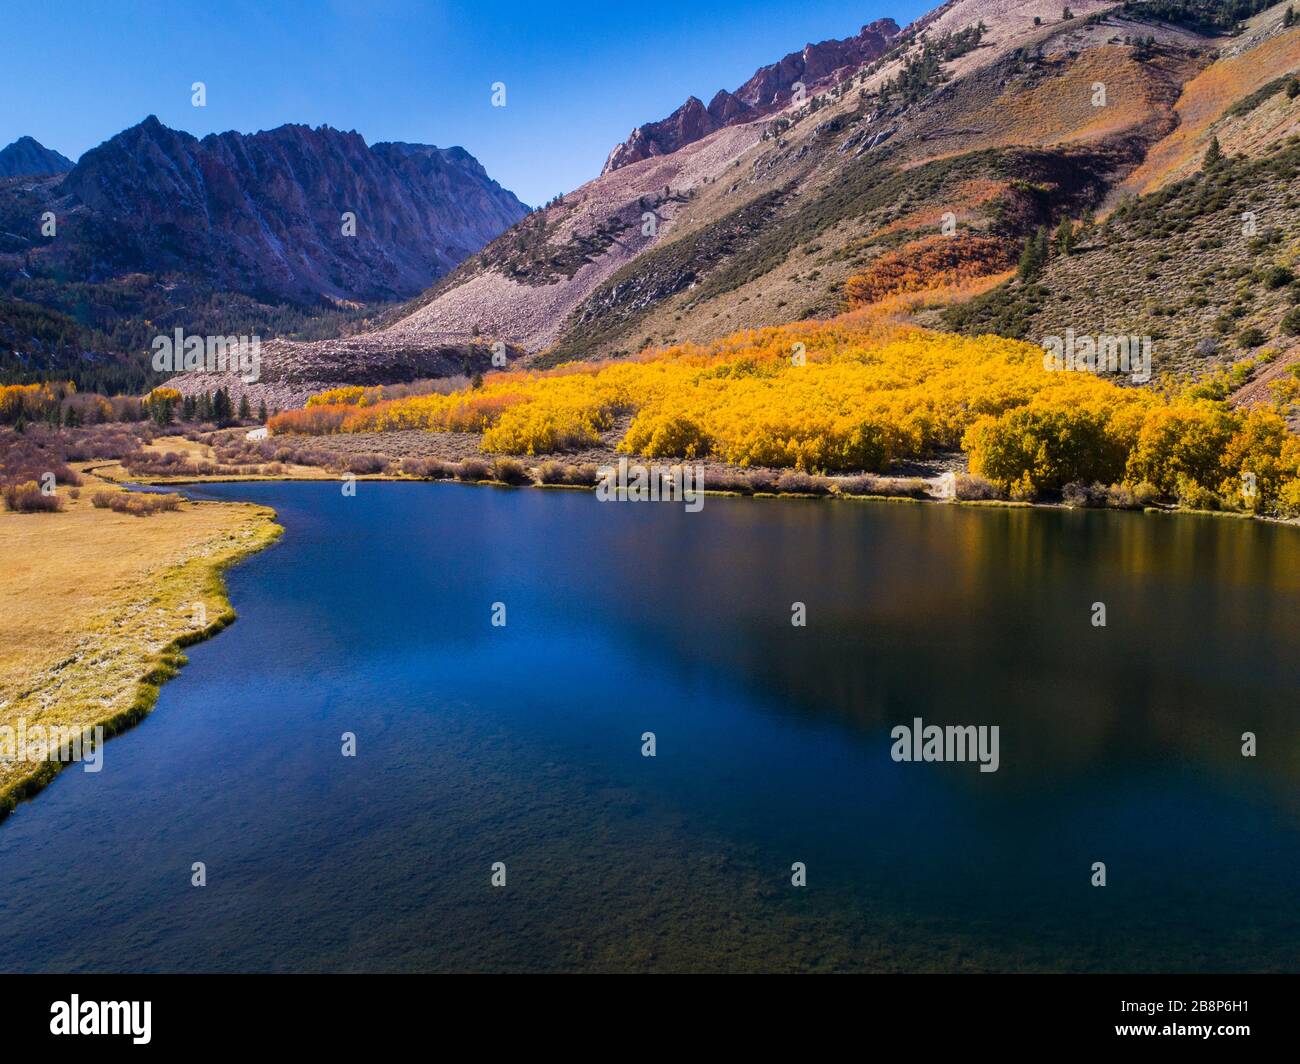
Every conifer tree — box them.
[1204,135,1223,170]
[1054,218,1075,256]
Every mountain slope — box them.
[169,0,1300,408]
[336,1,1157,357]
[944,5,1300,417]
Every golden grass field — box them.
[0,467,280,817]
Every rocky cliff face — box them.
[55,116,528,302]
[0,136,74,177]
[602,19,901,172]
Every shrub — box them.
[837,474,884,496]
[1063,481,1106,508]
[346,453,389,475]
[844,234,1013,308]
[537,460,570,484]
[455,458,492,481]
[565,463,600,486]
[838,474,929,498]
[1237,326,1267,349]
[707,469,756,494]
[1263,265,1294,290]
[774,470,829,495]
[953,473,1001,500]
[399,456,451,479]
[537,459,598,485]
[492,457,532,485]
[1280,308,1300,336]
[1131,481,1162,507]
[3,480,64,512]
[1176,476,1220,511]
[91,490,182,516]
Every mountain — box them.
[56,116,528,302]
[0,117,527,391]
[0,136,74,177]
[602,19,902,172]
[287,0,1291,404]
[19,0,1300,408]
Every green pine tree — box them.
[213,388,232,425]
[1204,135,1223,170]
[1054,218,1075,256]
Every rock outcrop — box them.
[602,19,901,172]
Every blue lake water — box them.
[1,481,1297,972]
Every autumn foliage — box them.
[272,310,1300,514]
[844,235,1015,309]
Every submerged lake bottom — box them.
[1,481,1297,972]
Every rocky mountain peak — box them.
[0,135,75,177]
[602,16,902,173]
[53,116,528,303]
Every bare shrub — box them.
[400,456,452,479]
[774,470,829,495]
[565,464,599,486]
[836,474,883,496]
[3,480,64,512]
[537,460,569,484]
[703,469,749,494]
[954,474,1001,501]
[492,457,532,485]
[455,458,491,481]
[346,453,389,475]
[92,491,183,516]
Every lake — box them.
[1,482,1297,972]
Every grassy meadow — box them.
[0,468,280,818]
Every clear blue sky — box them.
[0,0,928,206]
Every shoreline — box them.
[111,466,1298,525]
[0,474,282,824]
[99,432,1299,524]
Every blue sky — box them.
[0,0,927,205]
